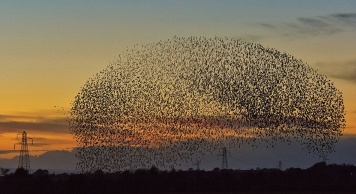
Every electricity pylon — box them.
[14,131,33,171]
[320,154,329,164]
[193,159,201,170]
[217,147,231,169]
[277,161,283,171]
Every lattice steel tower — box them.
[14,131,33,171]
[193,159,201,170]
[218,147,230,169]
[320,154,329,164]
[277,161,283,171]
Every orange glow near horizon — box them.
[1,107,355,160]
[0,110,76,159]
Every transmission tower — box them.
[277,161,283,171]
[14,131,33,171]
[320,154,329,164]
[193,159,201,170]
[0,168,4,176]
[217,147,230,169]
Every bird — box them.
[68,36,345,173]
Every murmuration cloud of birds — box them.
[68,36,345,173]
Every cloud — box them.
[258,23,276,29]
[21,137,68,147]
[298,17,329,28]
[342,133,356,138]
[331,13,356,25]
[32,143,51,147]
[259,12,356,37]
[0,150,18,154]
[0,149,50,155]
[315,60,356,82]
[0,116,69,134]
[234,34,265,42]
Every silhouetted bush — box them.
[0,163,356,194]
[14,167,28,177]
[33,169,49,177]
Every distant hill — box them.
[1,135,355,172]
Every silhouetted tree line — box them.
[0,162,355,194]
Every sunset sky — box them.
[1,1,356,169]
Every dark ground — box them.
[1,162,355,194]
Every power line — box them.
[230,156,257,166]
[200,158,219,164]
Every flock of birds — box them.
[68,36,345,173]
